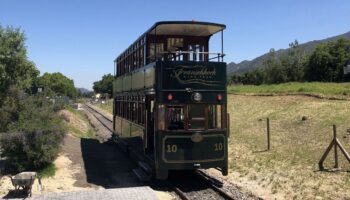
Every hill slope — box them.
[227,31,350,75]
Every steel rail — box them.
[195,170,236,200]
[83,104,113,132]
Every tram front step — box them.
[129,147,145,162]
[132,168,152,181]
[116,139,128,153]
[138,161,153,174]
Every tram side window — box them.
[149,43,164,62]
[167,106,185,130]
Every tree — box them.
[36,72,78,98]
[93,73,114,95]
[280,40,306,82]
[0,25,39,104]
[263,49,287,84]
[305,38,350,82]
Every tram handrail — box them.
[149,51,226,62]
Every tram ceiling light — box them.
[217,94,222,101]
[167,94,173,101]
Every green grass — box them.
[66,106,89,122]
[68,126,95,138]
[37,163,56,178]
[228,82,350,97]
[64,105,96,139]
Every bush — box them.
[53,100,66,112]
[0,94,66,172]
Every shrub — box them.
[53,99,66,112]
[0,94,66,172]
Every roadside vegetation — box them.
[228,94,350,199]
[63,106,96,139]
[0,25,82,177]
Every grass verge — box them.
[228,82,350,98]
[94,100,113,114]
[62,106,96,139]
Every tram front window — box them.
[188,104,206,130]
[167,106,185,130]
[166,104,224,131]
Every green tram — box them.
[113,21,229,179]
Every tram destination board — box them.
[162,134,226,163]
[159,61,226,91]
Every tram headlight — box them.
[217,94,223,101]
[167,94,173,101]
[192,92,202,102]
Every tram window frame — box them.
[188,104,206,130]
[149,43,164,62]
[164,104,225,131]
[167,105,185,130]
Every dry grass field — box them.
[227,94,350,199]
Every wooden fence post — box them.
[319,124,350,170]
[333,125,339,169]
[267,118,270,150]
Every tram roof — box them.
[147,21,226,37]
[115,21,226,61]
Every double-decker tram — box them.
[113,21,229,179]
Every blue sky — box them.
[1,0,350,89]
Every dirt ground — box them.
[0,139,92,197]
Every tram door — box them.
[145,94,155,154]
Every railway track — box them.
[167,170,236,200]
[82,103,252,200]
[84,103,113,130]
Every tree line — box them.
[230,38,350,85]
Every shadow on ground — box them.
[80,138,145,189]
[2,190,30,199]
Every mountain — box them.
[76,88,92,94]
[227,31,350,75]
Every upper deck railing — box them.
[150,51,225,63]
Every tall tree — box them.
[263,48,287,84]
[93,73,114,95]
[0,26,39,103]
[281,40,306,82]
